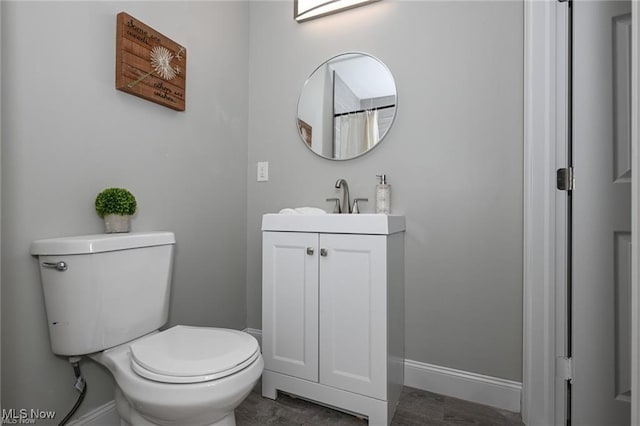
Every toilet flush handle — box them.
[42,261,68,271]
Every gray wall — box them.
[246,1,524,381]
[1,1,249,420]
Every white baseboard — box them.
[67,400,119,426]
[404,359,522,413]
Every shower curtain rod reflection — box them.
[333,104,396,117]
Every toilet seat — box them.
[129,325,260,384]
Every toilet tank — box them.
[30,232,176,356]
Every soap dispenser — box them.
[375,174,391,214]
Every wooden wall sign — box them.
[116,12,186,111]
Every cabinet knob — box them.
[306,247,314,255]
[320,248,328,257]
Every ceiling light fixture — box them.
[294,0,380,23]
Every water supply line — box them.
[58,357,87,426]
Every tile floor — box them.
[236,384,524,426]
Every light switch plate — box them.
[257,161,269,182]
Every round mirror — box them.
[296,52,397,161]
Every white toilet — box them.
[30,232,263,426]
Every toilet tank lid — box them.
[30,231,176,255]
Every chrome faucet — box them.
[335,179,351,214]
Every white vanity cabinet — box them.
[261,214,405,425]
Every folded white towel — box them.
[278,207,327,215]
[278,208,298,215]
[295,207,327,215]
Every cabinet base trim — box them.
[404,359,522,413]
[262,370,393,425]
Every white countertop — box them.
[261,213,405,235]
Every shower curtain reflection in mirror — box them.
[334,110,380,159]
[296,52,397,160]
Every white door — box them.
[262,231,319,381]
[572,0,632,423]
[318,233,387,399]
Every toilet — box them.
[30,232,263,426]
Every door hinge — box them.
[557,167,575,191]
[556,356,573,381]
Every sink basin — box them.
[261,213,405,235]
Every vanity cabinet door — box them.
[318,233,387,399]
[262,231,319,381]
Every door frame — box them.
[523,1,565,423]
[523,0,640,424]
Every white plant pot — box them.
[104,214,131,233]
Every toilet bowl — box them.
[91,326,263,426]
[30,232,263,426]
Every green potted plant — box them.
[95,187,137,233]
